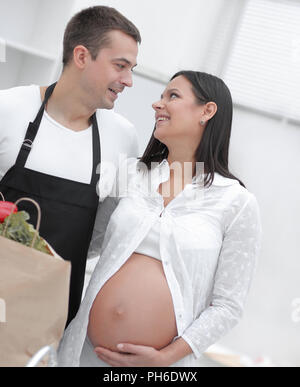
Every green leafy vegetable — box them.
[0,211,51,255]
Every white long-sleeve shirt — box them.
[58,157,262,367]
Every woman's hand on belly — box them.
[94,337,193,367]
[94,342,169,367]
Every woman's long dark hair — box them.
[139,70,245,188]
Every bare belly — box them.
[87,253,177,352]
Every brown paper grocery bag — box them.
[0,198,71,367]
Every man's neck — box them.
[40,76,96,132]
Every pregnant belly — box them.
[87,253,178,352]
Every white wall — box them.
[73,0,239,81]
[113,74,165,155]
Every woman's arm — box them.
[160,337,193,364]
[181,193,262,358]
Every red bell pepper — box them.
[0,201,18,223]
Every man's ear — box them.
[73,45,90,69]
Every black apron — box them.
[0,83,101,325]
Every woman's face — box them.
[152,75,206,151]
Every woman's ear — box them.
[200,102,217,125]
[204,102,217,120]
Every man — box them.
[0,6,141,325]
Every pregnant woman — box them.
[58,71,262,367]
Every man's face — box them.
[82,30,138,110]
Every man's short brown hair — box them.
[63,6,141,67]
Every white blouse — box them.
[58,158,262,367]
[135,217,162,260]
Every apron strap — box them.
[15,83,101,187]
[90,113,101,187]
[15,83,57,168]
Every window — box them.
[223,0,300,123]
